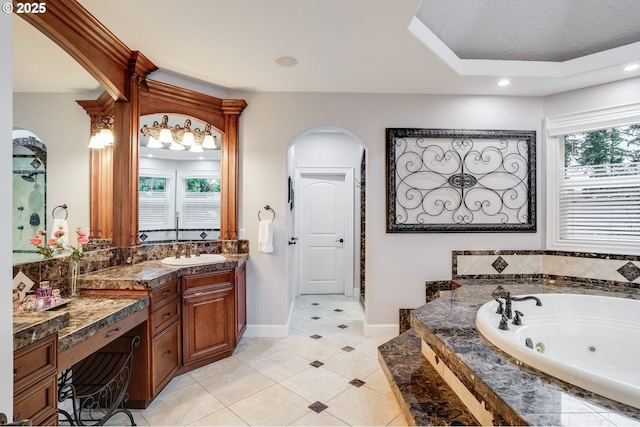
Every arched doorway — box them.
[286,128,366,304]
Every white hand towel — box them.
[258,219,273,253]
[51,218,70,246]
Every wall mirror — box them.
[12,14,102,264]
[138,114,223,243]
[16,3,246,248]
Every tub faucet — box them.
[510,295,543,306]
[503,292,513,319]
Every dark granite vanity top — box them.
[57,295,149,352]
[13,309,70,352]
[77,254,248,291]
[13,295,149,352]
[411,280,640,426]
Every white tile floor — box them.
[105,294,406,426]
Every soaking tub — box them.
[476,293,640,410]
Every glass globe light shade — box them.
[169,141,185,151]
[159,127,173,143]
[202,134,216,149]
[147,135,163,148]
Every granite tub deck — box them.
[399,281,640,426]
[77,254,247,291]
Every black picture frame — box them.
[386,128,536,233]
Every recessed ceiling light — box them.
[624,63,639,72]
[275,56,298,67]
[498,79,510,86]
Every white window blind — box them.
[139,171,175,230]
[181,191,220,229]
[560,162,640,241]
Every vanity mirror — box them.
[16,1,246,250]
[12,14,102,264]
[138,114,222,243]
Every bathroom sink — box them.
[161,254,226,266]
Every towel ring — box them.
[258,205,275,221]
[52,204,68,220]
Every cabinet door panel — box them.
[182,285,234,365]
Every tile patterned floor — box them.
[104,294,406,426]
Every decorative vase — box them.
[70,260,80,297]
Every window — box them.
[139,171,175,230]
[178,174,221,230]
[545,103,640,255]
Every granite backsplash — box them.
[13,239,249,296]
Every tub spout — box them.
[511,295,543,306]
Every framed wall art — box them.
[386,128,536,233]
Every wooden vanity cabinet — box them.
[181,270,236,368]
[13,334,58,426]
[148,279,181,397]
[235,263,247,343]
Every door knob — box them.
[337,238,344,243]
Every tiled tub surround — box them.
[410,280,640,426]
[454,250,640,292]
[12,240,249,296]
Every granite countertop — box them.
[13,309,70,352]
[57,295,149,352]
[13,295,149,353]
[78,254,248,291]
[411,280,640,426]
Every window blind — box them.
[139,190,171,229]
[181,192,220,229]
[560,162,640,241]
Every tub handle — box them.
[498,314,510,331]
[494,298,504,314]
[512,310,523,326]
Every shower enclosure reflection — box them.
[13,129,47,263]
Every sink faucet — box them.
[185,243,192,258]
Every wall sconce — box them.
[140,115,218,153]
[88,115,115,149]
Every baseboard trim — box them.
[363,321,399,337]
[243,300,295,338]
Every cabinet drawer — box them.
[183,270,233,294]
[151,298,180,335]
[13,374,57,425]
[151,279,180,310]
[13,334,57,394]
[152,320,181,396]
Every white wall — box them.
[13,93,93,233]
[235,92,544,329]
[1,10,13,418]
[544,77,640,117]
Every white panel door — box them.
[299,174,346,294]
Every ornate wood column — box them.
[111,53,156,247]
[221,100,247,240]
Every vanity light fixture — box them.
[88,115,115,149]
[140,115,218,152]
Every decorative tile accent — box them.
[311,316,320,320]
[309,360,324,368]
[334,308,343,312]
[310,334,322,340]
[617,262,640,282]
[341,346,355,352]
[311,303,320,306]
[199,231,208,239]
[337,324,348,329]
[349,378,365,387]
[492,256,509,273]
[139,232,148,242]
[308,401,328,413]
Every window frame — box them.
[138,169,176,231]
[176,170,221,230]
[545,102,640,255]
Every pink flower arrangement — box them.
[29,229,56,258]
[29,227,89,260]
